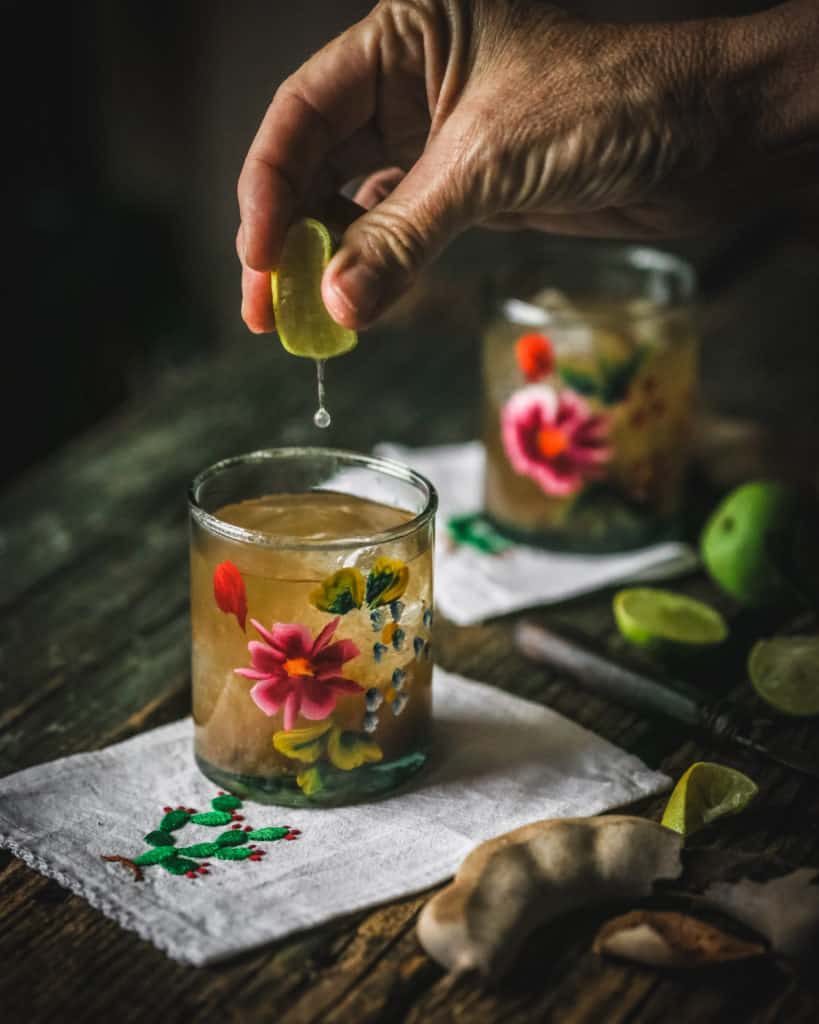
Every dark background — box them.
[5,0,818,490]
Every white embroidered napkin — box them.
[0,668,668,966]
[376,442,698,625]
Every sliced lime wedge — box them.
[613,588,728,652]
[748,635,819,717]
[271,218,358,359]
[661,761,758,836]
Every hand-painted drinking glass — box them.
[482,241,698,552]
[189,449,436,806]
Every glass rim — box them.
[495,241,698,328]
[188,447,438,551]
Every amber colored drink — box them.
[482,245,699,551]
[190,470,435,807]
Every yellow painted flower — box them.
[310,568,365,615]
[365,557,409,608]
[296,766,324,796]
[273,720,333,763]
[327,729,383,771]
[274,718,383,773]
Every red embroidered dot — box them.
[288,829,302,836]
[185,870,197,878]
[232,814,245,822]
[231,823,241,830]
[176,805,186,811]
[249,854,261,861]
[197,866,208,874]
[163,806,172,813]
[217,790,225,795]
[243,826,252,832]
[187,808,197,814]
[284,834,297,841]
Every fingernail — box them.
[331,260,381,324]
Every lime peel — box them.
[699,481,796,607]
[661,761,758,836]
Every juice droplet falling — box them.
[313,359,331,429]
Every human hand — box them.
[237,0,817,333]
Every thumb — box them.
[321,141,477,329]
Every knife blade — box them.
[514,619,819,781]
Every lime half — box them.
[613,588,728,652]
[271,218,358,359]
[748,635,819,717]
[661,762,758,836]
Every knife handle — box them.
[515,620,704,729]
[515,620,819,778]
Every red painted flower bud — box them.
[213,561,247,631]
[515,333,555,383]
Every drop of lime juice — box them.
[313,359,331,429]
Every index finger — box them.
[238,20,379,272]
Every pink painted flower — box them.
[501,384,611,496]
[235,618,361,730]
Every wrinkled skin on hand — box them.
[237,0,807,332]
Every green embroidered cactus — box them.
[102,792,301,881]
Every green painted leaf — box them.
[213,846,255,861]
[159,810,190,831]
[216,830,249,847]
[190,811,233,826]
[176,842,220,858]
[246,827,290,842]
[557,365,599,397]
[161,857,200,875]
[144,830,176,847]
[211,794,242,812]
[599,348,647,404]
[134,846,179,865]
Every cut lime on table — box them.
[661,762,758,836]
[271,218,358,359]
[613,588,728,653]
[748,635,819,717]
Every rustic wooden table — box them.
[2,234,818,1022]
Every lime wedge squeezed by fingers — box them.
[661,761,758,836]
[613,587,728,653]
[271,217,358,428]
[748,635,819,717]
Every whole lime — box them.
[699,481,797,606]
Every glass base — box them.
[195,749,429,808]
[484,480,686,554]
